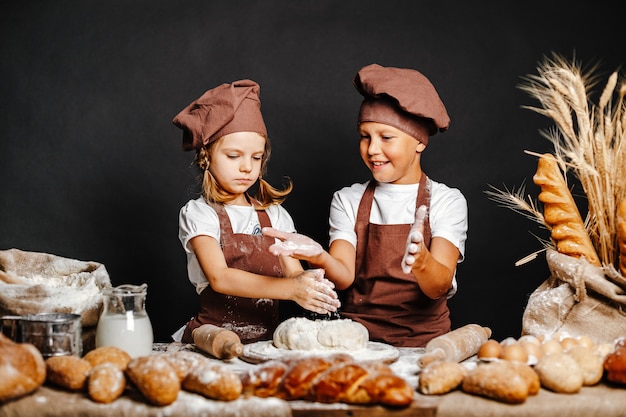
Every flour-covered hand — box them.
[401,205,428,274]
[292,268,340,314]
[262,227,324,258]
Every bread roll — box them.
[0,333,46,403]
[45,355,92,391]
[462,361,529,404]
[533,154,600,266]
[534,352,583,393]
[418,360,466,395]
[604,338,626,384]
[87,362,126,403]
[567,345,604,386]
[162,350,210,382]
[125,355,180,406]
[83,345,131,370]
[182,361,242,401]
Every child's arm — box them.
[407,236,459,299]
[190,235,340,314]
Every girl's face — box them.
[358,122,426,184]
[209,131,266,205]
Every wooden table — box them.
[1,345,625,417]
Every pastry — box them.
[533,154,601,266]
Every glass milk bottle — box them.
[95,283,154,357]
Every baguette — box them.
[533,154,600,266]
[240,353,414,407]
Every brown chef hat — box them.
[354,64,450,144]
[172,79,267,151]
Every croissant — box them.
[533,154,601,266]
[240,353,414,408]
[618,197,626,277]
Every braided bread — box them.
[241,353,414,407]
[533,154,601,266]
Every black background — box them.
[1,1,623,343]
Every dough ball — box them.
[273,317,369,351]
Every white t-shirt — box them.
[179,197,297,294]
[329,180,468,295]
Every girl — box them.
[264,64,468,347]
[172,79,340,344]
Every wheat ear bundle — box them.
[488,53,626,274]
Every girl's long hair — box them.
[194,135,293,209]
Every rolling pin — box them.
[418,324,492,368]
[192,324,244,360]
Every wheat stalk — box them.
[489,53,626,271]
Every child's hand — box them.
[401,205,428,274]
[292,268,341,315]
[262,227,324,258]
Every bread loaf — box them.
[45,355,92,391]
[240,353,413,407]
[604,338,626,384]
[87,362,126,403]
[533,154,601,266]
[182,361,242,401]
[0,333,46,403]
[125,355,180,406]
[418,360,466,395]
[162,350,210,382]
[462,361,530,404]
[534,352,583,393]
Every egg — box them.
[518,335,541,346]
[576,335,595,349]
[560,337,578,351]
[541,339,564,355]
[500,343,529,363]
[477,339,502,360]
[521,341,543,363]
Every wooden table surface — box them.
[1,344,625,417]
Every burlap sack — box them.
[522,249,626,344]
[0,248,111,327]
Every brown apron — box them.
[181,199,283,344]
[341,174,450,347]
